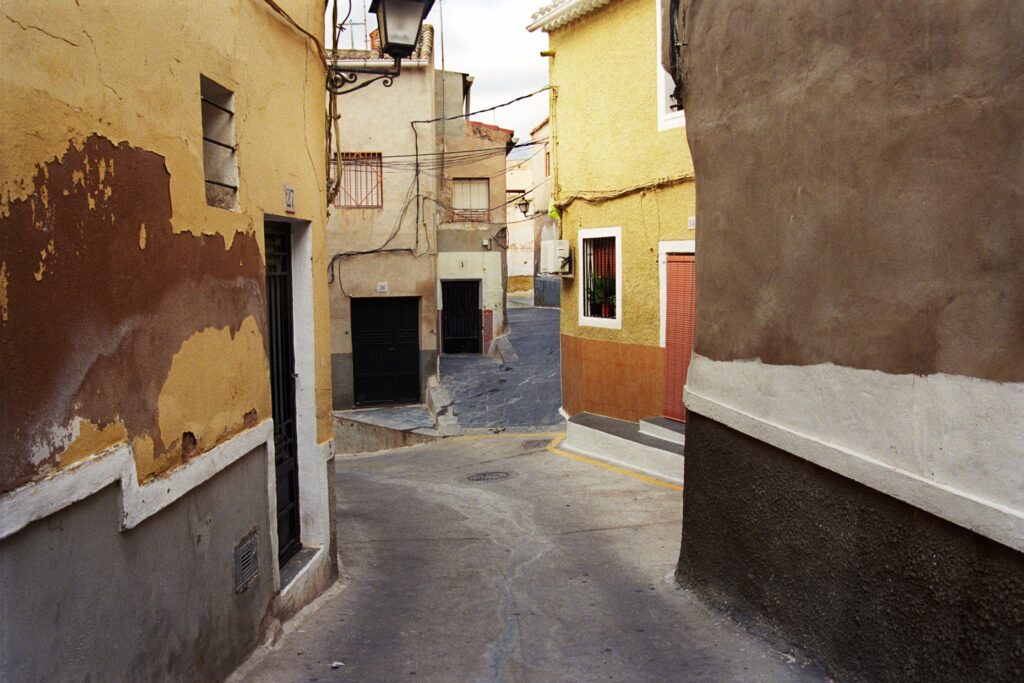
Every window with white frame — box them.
[656,0,686,131]
[200,75,239,210]
[578,227,622,329]
[452,178,489,222]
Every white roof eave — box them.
[527,0,616,32]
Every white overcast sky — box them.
[326,0,550,140]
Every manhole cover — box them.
[467,471,510,482]
[522,439,549,450]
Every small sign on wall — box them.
[376,282,389,294]
[284,184,296,214]
[688,216,696,230]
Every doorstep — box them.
[563,412,684,485]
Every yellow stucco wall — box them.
[547,0,696,347]
[0,0,334,489]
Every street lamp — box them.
[516,197,531,217]
[327,0,435,96]
[371,0,436,59]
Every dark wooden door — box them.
[442,281,481,354]
[664,255,697,422]
[265,221,301,566]
[351,297,421,405]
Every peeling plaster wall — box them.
[0,0,335,492]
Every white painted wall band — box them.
[1,421,272,541]
[684,355,1024,553]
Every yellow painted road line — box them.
[451,431,682,491]
[545,434,684,491]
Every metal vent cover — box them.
[234,530,260,593]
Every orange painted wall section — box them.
[561,335,665,423]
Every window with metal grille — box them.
[452,178,490,222]
[201,75,239,211]
[582,236,617,320]
[335,153,383,208]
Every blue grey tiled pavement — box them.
[439,307,564,430]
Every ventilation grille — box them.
[234,531,260,593]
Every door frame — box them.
[659,240,695,347]
[262,215,332,591]
[440,278,483,354]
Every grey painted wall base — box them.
[331,351,438,410]
[0,446,274,683]
[678,413,1024,683]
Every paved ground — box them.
[441,308,563,431]
[234,435,825,682]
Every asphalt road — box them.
[232,435,825,682]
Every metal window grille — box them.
[582,236,616,319]
[200,75,239,210]
[336,153,383,208]
[452,178,490,222]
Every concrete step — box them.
[638,416,686,446]
[564,412,684,485]
[332,406,442,455]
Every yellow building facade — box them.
[532,0,696,422]
[1,2,337,678]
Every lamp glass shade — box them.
[373,0,428,58]
[517,199,531,216]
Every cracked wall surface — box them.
[0,0,335,492]
[0,135,268,492]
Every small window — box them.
[544,151,551,178]
[452,178,490,222]
[336,153,383,208]
[200,75,239,210]
[578,227,622,329]
[656,0,686,131]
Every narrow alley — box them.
[233,432,824,682]
[4,1,1022,681]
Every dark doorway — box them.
[264,221,301,567]
[442,280,482,354]
[351,297,421,405]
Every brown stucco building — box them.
[0,2,337,679]
[674,1,1024,680]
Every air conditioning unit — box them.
[540,239,572,276]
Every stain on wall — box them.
[682,0,1024,382]
[0,134,267,494]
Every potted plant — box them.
[587,275,616,318]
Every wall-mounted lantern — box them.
[371,0,435,59]
[327,0,435,96]
[516,197,531,217]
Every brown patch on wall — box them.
[682,0,1024,382]
[0,134,266,494]
[561,334,665,422]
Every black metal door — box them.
[442,281,481,354]
[265,221,301,567]
[352,297,421,405]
